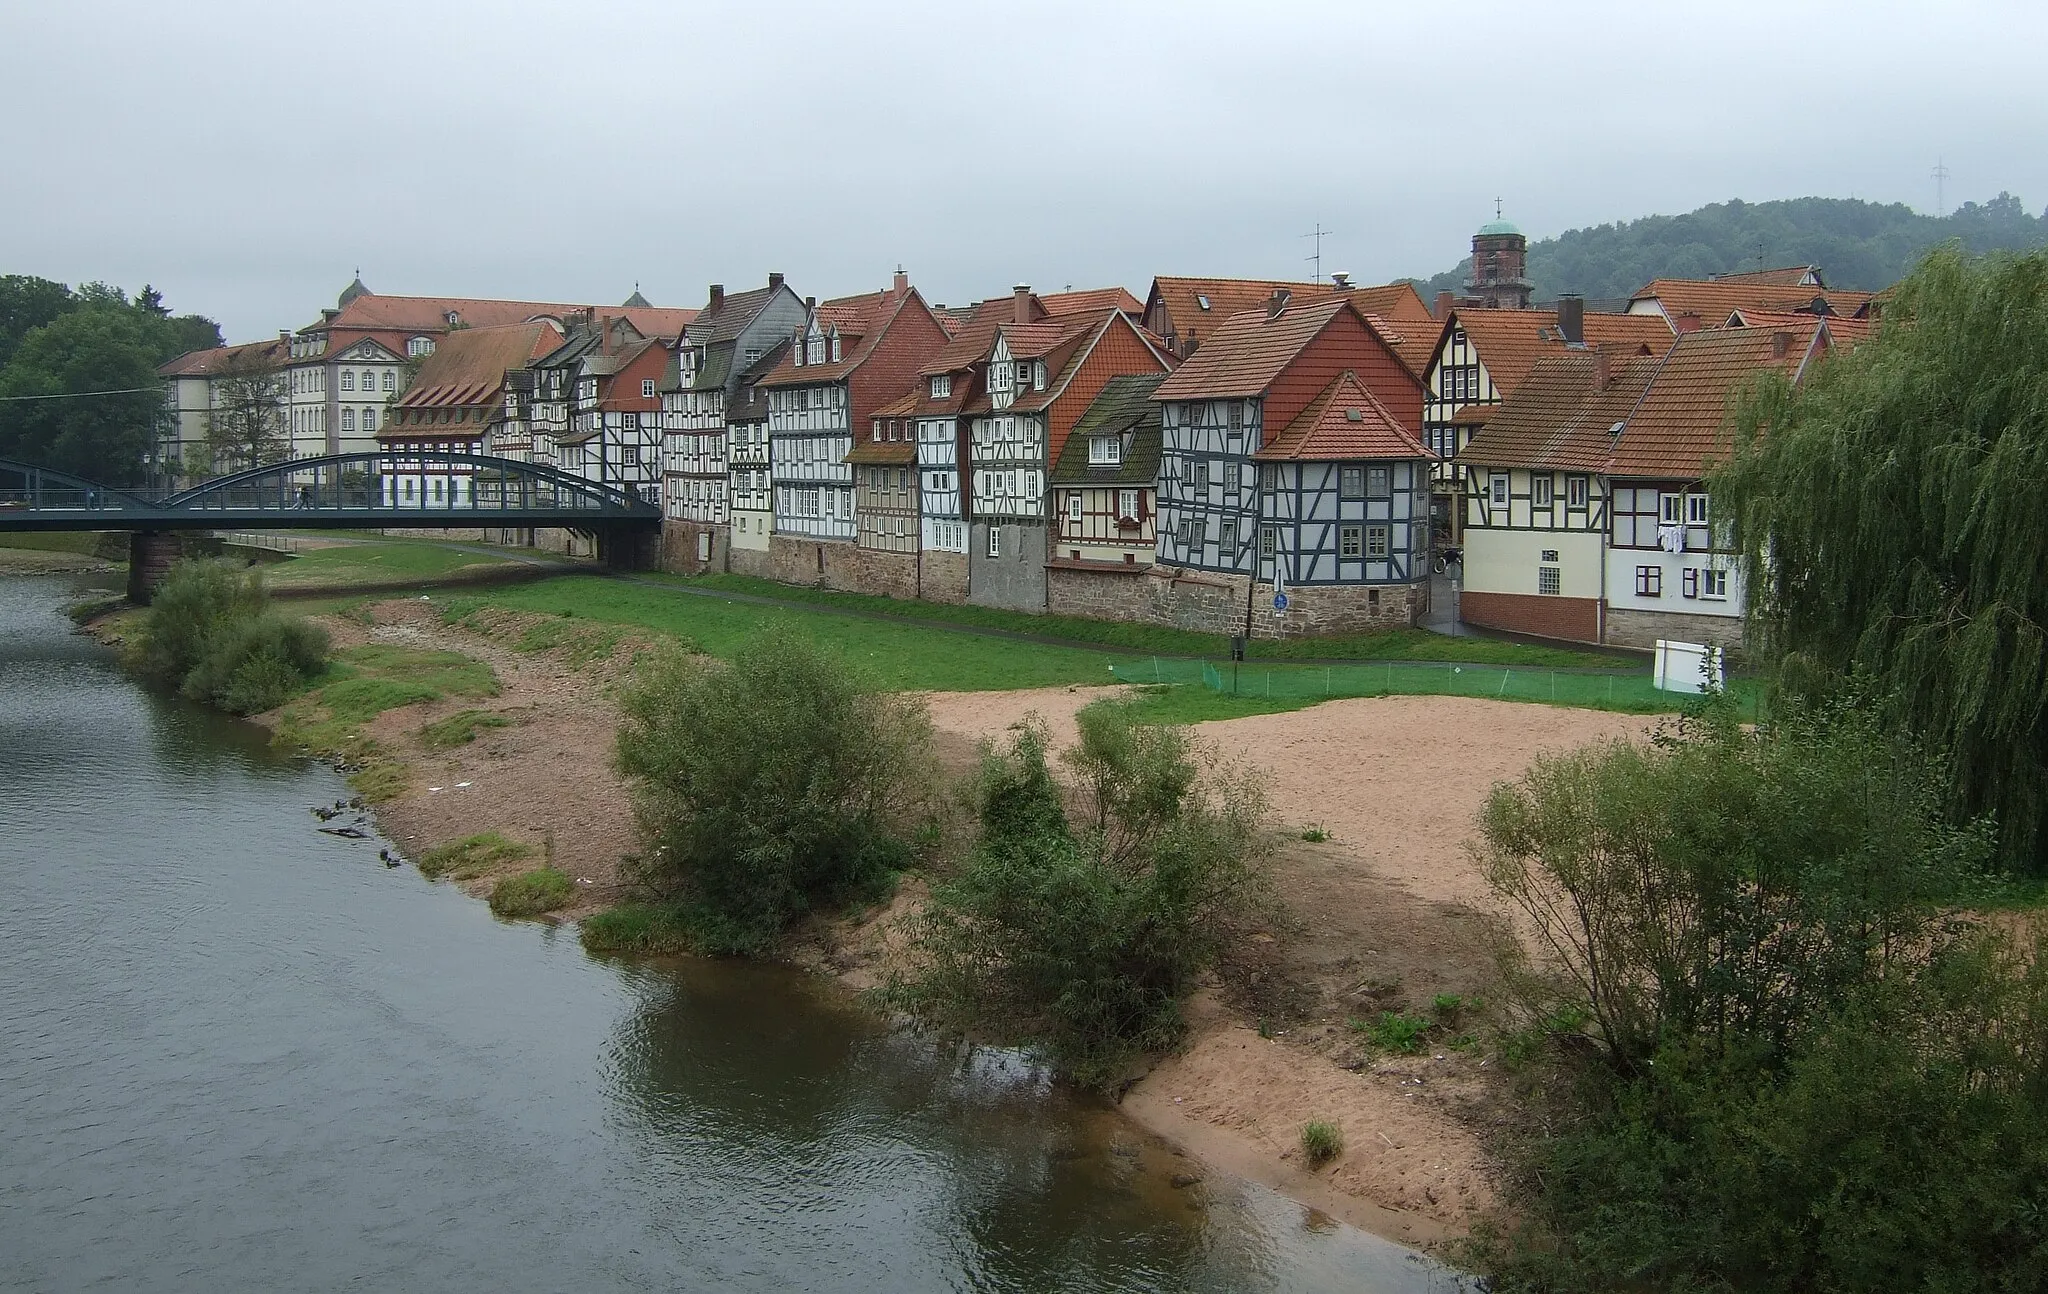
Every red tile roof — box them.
[1460,317,1831,478]
[1443,308,1676,398]
[1146,277,1432,347]
[1254,371,1431,461]
[1706,265,1822,287]
[1628,278,1873,326]
[756,285,932,389]
[1727,307,1872,347]
[392,322,563,413]
[1038,286,1144,316]
[1152,298,1367,401]
[157,337,288,377]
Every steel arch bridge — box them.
[0,452,662,533]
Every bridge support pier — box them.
[126,530,186,605]
[597,526,658,573]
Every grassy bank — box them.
[275,641,500,800]
[263,537,529,591]
[651,570,1621,668]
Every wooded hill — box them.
[1414,194,2048,300]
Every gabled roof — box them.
[1727,307,1872,347]
[1359,312,1437,378]
[1459,317,1831,478]
[1607,318,1827,476]
[685,283,791,346]
[1627,278,1873,325]
[1254,371,1431,462]
[921,298,1014,377]
[756,285,922,388]
[1146,276,1432,338]
[1708,265,1824,288]
[1038,286,1143,316]
[393,322,562,412]
[1438,308,1676,399]
[1050,373,1167,485]
[1456,352,1661,472]
[613,306,696,340]
[961,310,1172,417]
[304,293,582,336]
[1151,297,1369,401]
[157,337,288,377]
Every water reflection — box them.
[0,574,1468,1293]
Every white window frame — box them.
[986,526,1001,559]
[930,374,951,398]
[1068,495,1082,523]
[1088,435,1121,465]
[1566,474,1589,509]
[1490,472,1509,507]
[1532,474,1554,508]
[1686,493,1710,525]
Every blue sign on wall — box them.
[1272,592,1289,612]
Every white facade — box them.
[285,337,403,459]
[728,420,773,550]
[917,413,968,552]
[768,383,853,540]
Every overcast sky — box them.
[4,0,2041,341]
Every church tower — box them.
[1466,207,1532,309]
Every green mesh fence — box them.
[1108,656,1751,715]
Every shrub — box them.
[613,629,937,955]
[1353,1010,1433,1054]
[179,612,331,714]
[128,559,330,714]
[895,702,1274,1087]
[1300,1120,1344,1167]
[416,831,534,880]
[1464,699,2048,1292]
[489,867,574,918]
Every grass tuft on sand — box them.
[579,902,700,955]
[417,708,512,749]
[417,831,535,881]
[488,867,574,918]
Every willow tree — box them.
[1716,246,2048,871]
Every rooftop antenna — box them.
[1757,241,1766,271]
[1932,158,1950,216]
[1302,222,1333,283]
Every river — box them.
[0,574,1466,1293]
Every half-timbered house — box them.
[1456,320,1839,648]
[660,275,808,572]
[751,273,948,578]
[1420,299,1674,540]
[961,306,1173,610]
[725,346,783,555]
[1143,292,1431,634]
[1048,373,1165,570]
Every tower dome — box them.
[1466,209,1532,310]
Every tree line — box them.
[1415,193,2048,300]
[0,274,222,486]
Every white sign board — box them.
[1653,639,1724,694]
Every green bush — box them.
[894,703,1274,1087]
[1353,1010,1433,1054]
[488,867,574,918]
[129,559,330,714]
[1300,1120,1344,1167]
[1463,698,2048,1292]
[612,629,937,955]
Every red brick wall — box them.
[1459,590,1600,644]
[1265,305,1425,438]
[849,295,951,431]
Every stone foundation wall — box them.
[1604,607,1745,652]
[1047,564,1425,638]
[919,550,969,604]
[377,526,490,542]
[1459,590,1601,645]
[659,521,729,576]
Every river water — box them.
[0,575,1465,1293]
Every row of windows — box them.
[1065,491,1144,524]
[769,386,845,411]
[1167,400,1254,429]
[1486,472,1594,510]
[339,407,379,433]
[339,369,396,394]
[1436,364,1482,403]
[1632,565,1728,599]
[777,485,856,518]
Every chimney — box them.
[1591,346,1611,393]
[708,284,725,313]
[1558,293,1585,345]
[893,266,910,298]
[278,329,290,345]
[1012,283,1033,324]
[768,271,785,291]
[1772,330,1794,359]
[1434,290,1455,320]
[1331,271,1353,291]
[1266,288,1291,319]
[1674,312,1703,334]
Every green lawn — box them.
[0,531,111,556]
[648,571,1623,669]
[446,576,1125,691]
[264,538,522,590]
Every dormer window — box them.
[445,310,460,326]
[829,332,842,363]
[1088,435,1122,466]
[1196,294,1212,310]
[930,374,951,398]
[407,336,433,357]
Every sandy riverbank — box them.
[257,596,1654,1252]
